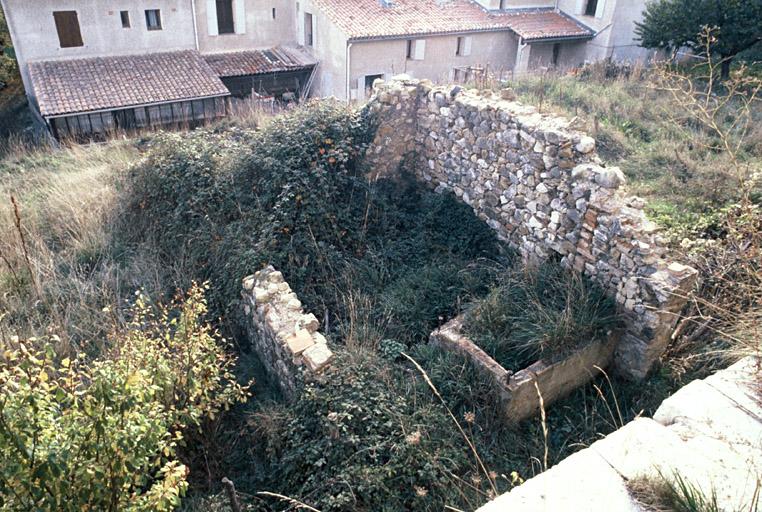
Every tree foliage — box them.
[0,284,249,511]
[635,0,762,76]
[0,5,17,90]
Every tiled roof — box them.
[309,0,592,41]
[29,50,230,117]
[204,46,317,78]
[498,10,592,41]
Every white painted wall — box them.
[348,32,518,99]
[559,0,651,62]
[195,0,297,53]
[3,0,197,90]
[297,0,348,98]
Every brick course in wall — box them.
[364,77,697,380]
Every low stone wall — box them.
[365,77,697,380]
[430,316,618,423]
[241,266,333,395]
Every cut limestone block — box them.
[476,448,640,512]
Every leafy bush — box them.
[0,284,249,511]
[259,350,510,512]
[464,262,622,371]
[122,103,505,348]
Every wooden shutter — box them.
[206,0,218,35]
[234,0,246,34]
[594,0,606,18]
[413,39,426,60]
[53,11,83,48]
[463,36,472,56]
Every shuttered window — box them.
[53,11,84,48]
[216,0,234,34]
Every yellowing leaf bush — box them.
[0,284,249,511]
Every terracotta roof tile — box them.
[29,50,230,117]
[502,10,592,41]
[310,0,592,41]
[204,46,317,78]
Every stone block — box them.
[476,448,638,512]
[286,328,314,356]
[303,343,333,372]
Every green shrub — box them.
[122,103,505,348]
[0,284,249,511]
[464,262,622,371]
[260,350,509,512]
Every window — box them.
[584,0,598,16]
[304,12,313,46]
[456,36,471,56]
[364,74,383,91]
[53,11,83,48]
[145,9,162,30]
[407,39,425,60]
[552,43,560,66]
[272,7,276,19]
[120,11,130,28]
[216,0,234,34]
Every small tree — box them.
[635,0,762,78]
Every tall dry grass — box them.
[0,141,144,353]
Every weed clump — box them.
[464,262,622,371]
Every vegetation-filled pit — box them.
[464,262,623,372]
[1,55,759,511]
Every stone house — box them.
[1,0,651,136]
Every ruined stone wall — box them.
[365,77,697,380]
[241,266,333,395]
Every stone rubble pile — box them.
[365,77,697,380]
[241,266,333,395]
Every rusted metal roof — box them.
[309,0,592,41]
[29,50,230,118]
[204,46,317,78]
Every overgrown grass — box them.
[0,70,757,512]
[0,141,144,352]
[628,472,724,512]
[505,64,762,240]
[464,262,622,371]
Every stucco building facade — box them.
[1,0,652,135]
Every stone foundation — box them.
[241,266,333,396]
[430,316,619,423]
[365,77,697,380]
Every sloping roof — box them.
[498,10,592,41]
[29,50,230,117]
[204,46,317,78]
[309,0,593,41]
